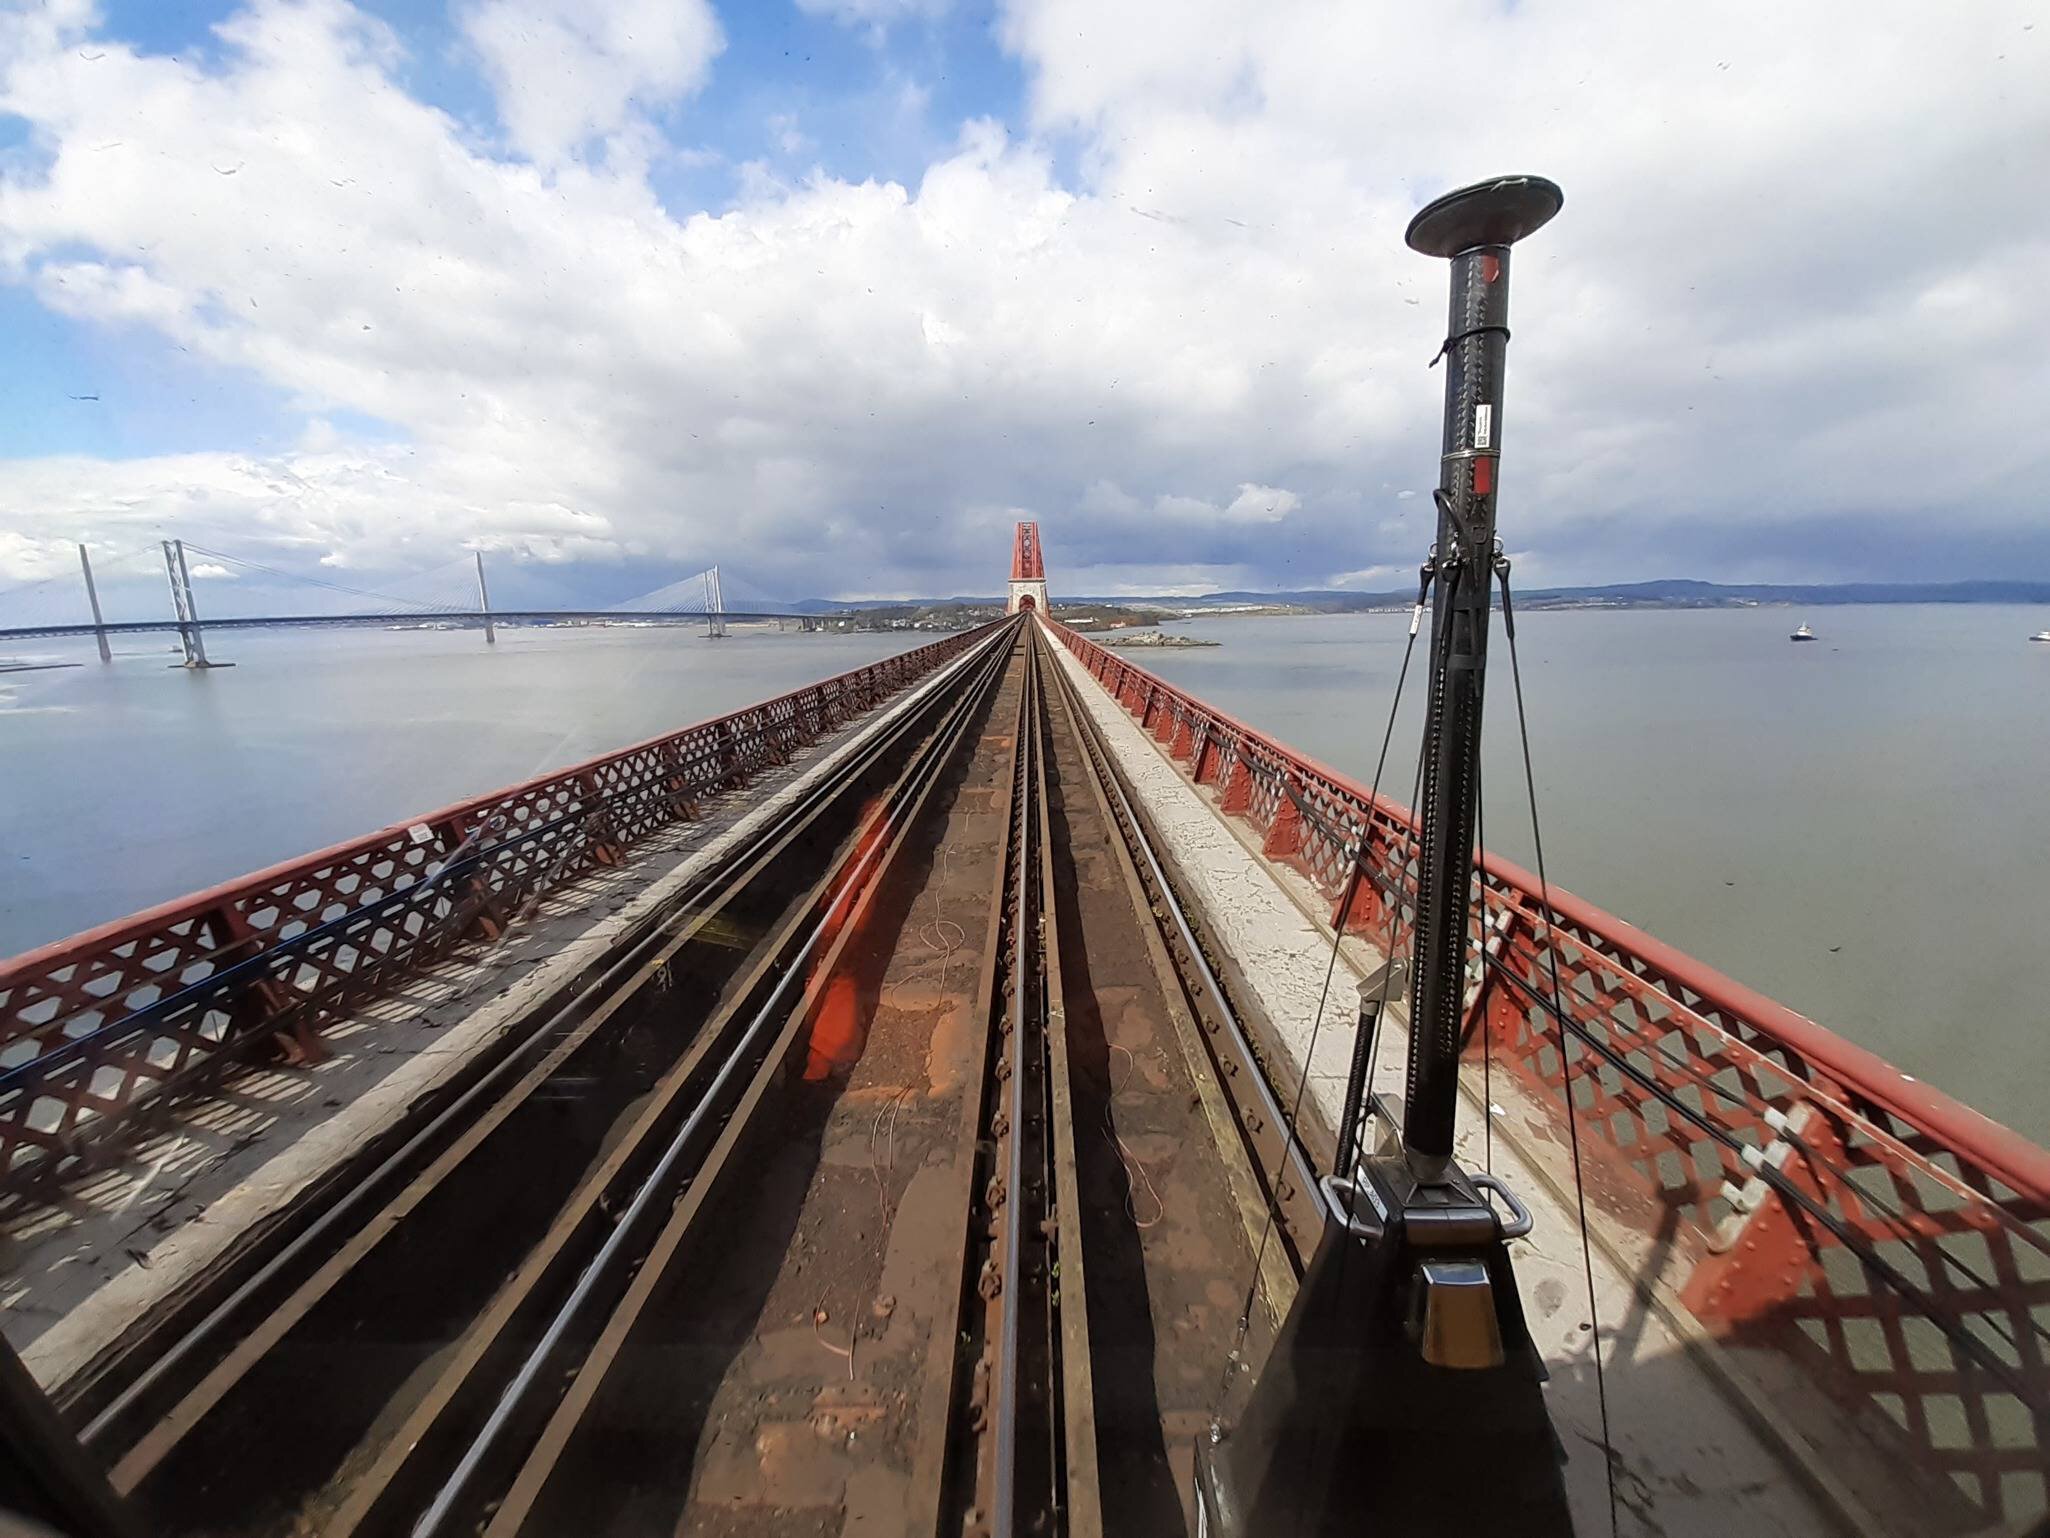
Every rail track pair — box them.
[51,618,1305,1538]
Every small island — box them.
[1102,631,1219,649]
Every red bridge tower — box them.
[1007,521,1049,614]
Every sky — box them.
[0,0,2046,612]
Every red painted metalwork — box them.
[1047,617,2050,1532]
[1010,521,1045,581]
[0,624,998,1211]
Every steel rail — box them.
[402,621,1020,1538]
[992,627,1041,1538]
[350,627,1016,1538]
[1038,631,1303,1343]
[1028,624,1103,1538]
[941,631,1041,1537]
[1,623,1000,1205]
[1042,638,1332,1262]
[908,633,1033,1538]
[24,628,1002,1111]
[990,614,1034,1538]
[474,627,1021,1537]
[949,625,1082,1538]
[78,621,1020,1485]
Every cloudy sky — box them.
[1,0,2045,610]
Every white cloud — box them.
[0,0,2045,603]
[1224,484,1299,523]
[1326,564,1402,590]
[797,0,951,36]
[766,112,812,158]
[459,0,723,161]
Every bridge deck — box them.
[0,619,2041,1538]
[0,641,988,1391]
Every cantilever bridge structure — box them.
[0,532,2044,1538]
[1007,519,1049,614]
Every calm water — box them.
[1132,607,2050,1135]
[3,608,2045,1133]
[0,624,930,958]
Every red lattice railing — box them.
[1051,619,2050,1533]
[0,623,1001,1210]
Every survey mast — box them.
[1196,176,1575,1536]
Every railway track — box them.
[72,620,1302,1538]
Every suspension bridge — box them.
[0,539,845,665]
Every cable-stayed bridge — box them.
[0,539,841,664]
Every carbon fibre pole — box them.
[1195,176,1571,1538]
[1400,175,1563,1175]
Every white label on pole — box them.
[1473,403,1494,449]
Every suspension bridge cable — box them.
[608,567,718,614]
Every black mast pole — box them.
[1401,175,1561,1174]
[1196,176,1573,1538]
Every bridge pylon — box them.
[161,539,230,669]
[705,566,727,639]
[78,545,111,663]
[474,552,496,645]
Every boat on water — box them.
[1790,622,1817,641]
[2032,629,2050,642]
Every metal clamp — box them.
[1469,1172,1534,1239]
[1319,1173,1386,1240]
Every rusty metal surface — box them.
[0,625,997,1210]
[1049,617,2050,1534]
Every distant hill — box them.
[796,579,2050,612]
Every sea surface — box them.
[0,623,931,958]
[1124,605,2049,1135]
[3,606,2045,1134]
